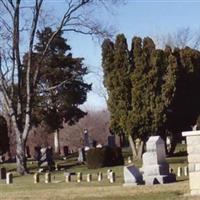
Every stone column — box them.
[182,130,200,195]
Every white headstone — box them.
[141,136,175,185]
[123,165,143,186]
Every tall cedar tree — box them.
[24,27,91,153]
[102,34,131,144]
[103,35,179,158]
[166,47,200,153]
[102,38,122,134]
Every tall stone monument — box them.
[141,136,175,185]
[182,130,200,195]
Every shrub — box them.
[86,146,124,169]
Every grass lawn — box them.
[0,144,197,200]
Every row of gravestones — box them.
[1,170,116,184]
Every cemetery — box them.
[1,1,200,200]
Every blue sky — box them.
[52,1,200,110]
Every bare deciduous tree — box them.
[0,0,121,175]
[155,27,200,50]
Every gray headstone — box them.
[140,136,176,185]
[78,148,85,163]
[108,135,116,147]
[39,147,54,170]
[123,165,143,186]
[83,129,90,148]
[0,167,6,179]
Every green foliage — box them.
[102,34,200,143]
[23,27,91,130]
[102,34,131,134]
[86,147,124,169]
[0,116,9,155]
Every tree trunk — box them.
[137,140,144,160]
[128,135,137,159]
[16,135,27,175]
[54,129,60,154]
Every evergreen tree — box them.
[24,27,91,153]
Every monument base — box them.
[143,173,176,185]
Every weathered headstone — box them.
[177,166,183,177]
[127,156,132,164]
[0,167,6,180]
[34,173,40,183]
[182,130,200,195]
[98,172,103,182]
[6,172,13,184]
[39,146,54,170]
[140,136,175,185]
[83,128,90,150]
[26,146,31,158]
[123,165,143,186]
[45,172,51,183]
[77,172,82,183]
[78,148,85,163]
[63,146,69,157]
[108,135,116,147]
[184,166,189,176]
[65,173,71,182]
[0,155,5,163]
[109,171,115,183]
[107,169,112,179]
[34,146,41,162]
[87,174,92,182]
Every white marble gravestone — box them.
[123,165,143,186]
[182,130,200,195]
[141,136,175,185]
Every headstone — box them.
[26,146,31,158]
[83,128,90,150]
[96,144,103,148]
[34,146,41,162]
[123,165,143,186]
[182,130,200,195]
[87,174,92,182]
[184,166,189,176]
[39,147,54,170]
[108,135,116,147]
[63,146,69,157]
[109,171,115,183]
[45,172,51,183]
[177,166,182,177]
[107,169,112,179]
[140,136,176,185]
[78,148,85,163]
[34,173,40,183]
[98,172,103,182]
[0,167,6,180]
[77,172,82,183]
[0,155,5,163]
[6,173,13,184]
[127,156,132,164]
[65,174,71,182]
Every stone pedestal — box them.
[141,136,175,185]
[182,130,200,195]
